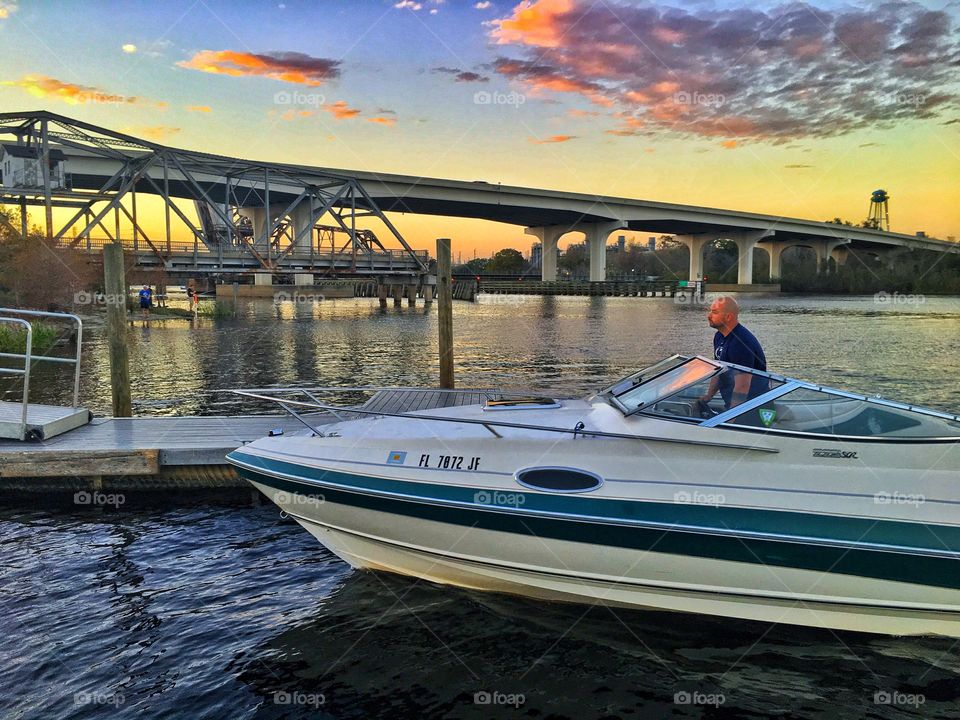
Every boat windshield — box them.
[721,387,960,438]
[611,357,720,414]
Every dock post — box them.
[406,284,417,306]
[437,238,454,389]
[103,242,132,417]
[232,282,239,317]
[378,283,388,308]
[392,284,403,307]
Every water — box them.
[2,294,960,718]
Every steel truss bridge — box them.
[0,111,429,279]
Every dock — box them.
[0,389,493,506]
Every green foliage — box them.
[195,301,235,318]
[484,248,526,275]
[0,321,60,354]
[453,257,488,275]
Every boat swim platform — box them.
[0,389,493,506]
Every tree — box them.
[453,257,488,275]
[484,248,525,275]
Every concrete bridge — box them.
[1,111,956,284]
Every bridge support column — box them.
[290,201,315,251]
[406,284,417,306]
[831,245,850,267]
[580,221,626,282]
[524,226,566,281]
[759,241,788,281]
[676,234,715,281]
[728,230,773,285]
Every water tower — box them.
[867,189,890,231]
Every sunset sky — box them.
[1,0,958,256]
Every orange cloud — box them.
[186,105,212,113]
[721,139,739,149]
[1,74,160,107]
[125,125,181,141]
[492,0,573,47]
[177,50,340,86]
[366,116,397,126]
[528,134,576,144]
[322,100,361,120]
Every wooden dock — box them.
[0,390,493,505]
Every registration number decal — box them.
[418,454,482,471]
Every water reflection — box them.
[5,295,960,416]
[235,570,960,719]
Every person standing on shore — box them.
[138,285,153,317]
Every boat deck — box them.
[0,389,492,499]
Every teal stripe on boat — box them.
[227,450,960,555]
[232,461,960,590]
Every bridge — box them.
[1,110,956,286]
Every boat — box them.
[226,355,960,637]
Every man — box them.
[138,285,152,316]
[699,296,767,410]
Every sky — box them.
[1,0,959,257]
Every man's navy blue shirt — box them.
[713,323,767,407]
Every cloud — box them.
[366,116,397,126]
[721,140,739,149]
[186,105,212,113]
[943,118,960,125]
[122,44,137,54]
[489,0,960,143]
[859,141,882,146]
[1,74,164,108]
[432,66,489,82]
[322,100,361,120]
[784,163,813,168]
[475,1,492,8]
[177,50,340,86]
[394,0,422,9]
[0,2,17,20]
[127,126,181,141]
[528,134,576,143]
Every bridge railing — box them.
[54,237,429,262]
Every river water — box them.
[2,294,959,719]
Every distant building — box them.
[0,144,68,189]
[648,236,657,252]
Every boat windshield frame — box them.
[605,355,724,416]
[603,356,960,441]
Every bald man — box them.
[699,297,767,410]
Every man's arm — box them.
[700,376,719,403]
[730,371,751,407]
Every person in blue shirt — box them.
[699,296,767,410]
[138,285,152,316]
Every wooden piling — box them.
[103,242,132,417]
[437,238,454,389]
